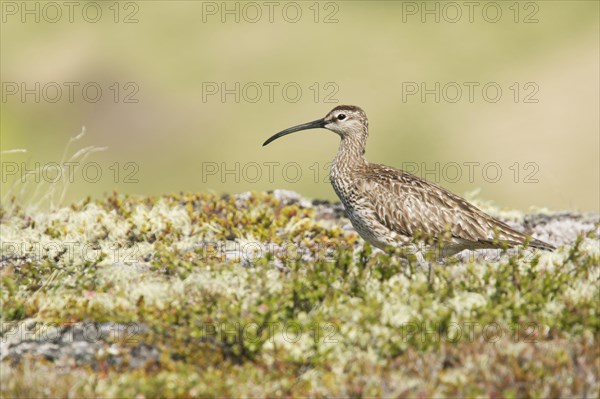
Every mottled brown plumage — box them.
[263,105,555,257]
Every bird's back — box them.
[332,161,555,254]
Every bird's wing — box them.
[357,163,531,247]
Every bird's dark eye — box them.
[337,114,346,121]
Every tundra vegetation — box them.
[1,190,598,398]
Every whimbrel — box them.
[263,105,555,257]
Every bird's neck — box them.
[332,135,368,173]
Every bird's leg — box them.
[387,244,418,278]
[427,259,433,285]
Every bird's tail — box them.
[492,219,556,251]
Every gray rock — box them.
[1,320,159,370]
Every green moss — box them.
[1,191,598,398]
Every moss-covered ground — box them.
[1,191,598,398]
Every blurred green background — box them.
[1,1,598,212]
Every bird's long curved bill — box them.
[263,118,326,146]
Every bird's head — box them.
[262,105,368,147]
